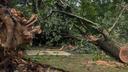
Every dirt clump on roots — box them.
[0,6,68,72]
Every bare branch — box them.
[108,6,126,33]
[52,10,99,27]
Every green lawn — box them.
[26,54,128,72]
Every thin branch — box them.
[108,7,125,33]
[52,10,99,27]
[43,11,54,20]
[79,19,88,30]
[44,10,99,27]
[59,0,65,6]
[74,24,86,35]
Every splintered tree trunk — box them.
[88,35,128,63]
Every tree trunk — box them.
[87,35,128,63]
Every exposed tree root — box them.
[0,7,68,72]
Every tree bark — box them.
[87,35,128,63]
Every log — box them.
[87,35,128,63]
[97,40,128,63]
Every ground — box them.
[26,53,128,72]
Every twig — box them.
[43,11,54,20]
[59,0,65,5]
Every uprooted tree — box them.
[46,2,128,63]
[0,6,68,72]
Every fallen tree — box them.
[0,6,68,72]
[47,4,128,63]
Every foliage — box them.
[10,0,128,53]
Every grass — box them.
[25,54,128,72]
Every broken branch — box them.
[108,7,125,33]
[52,10,99,27]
